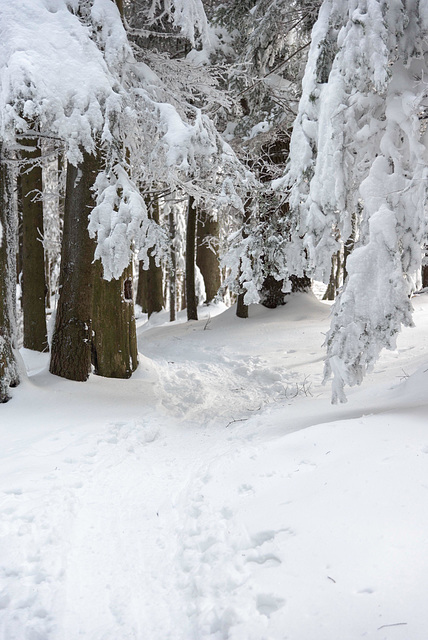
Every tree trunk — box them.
[186,195,198,320]
[197,212,221,304]
[323,251,341,300]
[146,196,164,317]
[92,261,138,378]
[169,208,177,322]
[0,145,20,402]
[49,153,98,381]
[343,213,356,284]
[236,199,251,319]
[136,260,148,312]
[422,261,428,289]
[421,245,428,288]
[114,0,124,19]
[20,135,48,351]
[236,292,248,319]
[16,175,23,286]
[136,196,164,317]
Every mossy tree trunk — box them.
[186,195,198,321]
[20,134,48,351]
[92,261,138,378]
[197,212,221,305]
[0,145,20,402]
[49,152,98,381]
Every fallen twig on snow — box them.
[377,623,407,630]
[226,417,249,428]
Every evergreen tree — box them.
[214,0,321,308]
[281,0,428,401]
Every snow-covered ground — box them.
[2,291,428,640]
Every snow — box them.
[2,291,428,639]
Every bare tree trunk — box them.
[0,145,20,402]
[92,261,138,378]
[197,212,221,304]
[20,135,48,351]
[186,195,198,321]
[49,153,98,381]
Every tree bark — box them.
[236,292,248,319]
[20,135,48,351]
[422,260,428,289]
[343,213,356,284]
[197,212,221,304]
[169,207,177,322]
[136,195,164,316]
[323,251,340,300]
[136,261,148,312]
[0,145,20,402]
[147,196,164,317]
[92,261,138,378]
[186,195,198,321]
[49,153,98,381]
[236,199,251,319]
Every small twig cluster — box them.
[283,375,313,399]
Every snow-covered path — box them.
[2,293,428,639]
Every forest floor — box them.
[2,291,428,640]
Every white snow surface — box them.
[2,291,428,639]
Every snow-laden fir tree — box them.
[211,0,320,308]
[277,0,428,401]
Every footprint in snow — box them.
[245,551,282,567]
[256,593,285,617]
